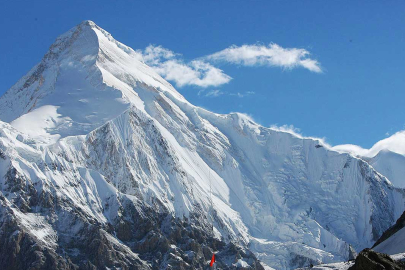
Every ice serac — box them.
[1,21,405,270]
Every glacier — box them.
[0,20,404,270]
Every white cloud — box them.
[332,144,370,157]
[333,130,405,158]
[138,43,322,89]
[139,45,232,88]
[205,43,322,73]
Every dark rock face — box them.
[348,249,405,270]
[0,197,77,270]
[0,163,264,270]
[373,210,405,248]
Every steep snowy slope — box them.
[0,121,262,269]
[333,132,405,189]
[1,21,405,270]
[365,150,405,189]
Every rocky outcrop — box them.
[348,249,405,270]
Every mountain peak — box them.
[0,20,183,143]
[68,20,97,32]
[80,19,97,27]
[43,20,132,66]
[44,20,101,62]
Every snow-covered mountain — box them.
[333,132,405,188]
[1,21,404,270]
[365,150,405,189]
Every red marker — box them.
[210,253,215,267]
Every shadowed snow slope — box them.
[373,210,405,255]
[1,21,404,270]
[375,227,405,255]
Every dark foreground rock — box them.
[348,248,405,270]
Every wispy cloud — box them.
[230,91,255,98]
[270,124,330,147]
[139,45,232,88]
[270,124,303,138]
[205,43,322,73]
[199,89,255,98]
[204,89,224,97]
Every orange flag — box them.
[210,253,215,267]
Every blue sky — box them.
[1,1,405,148]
